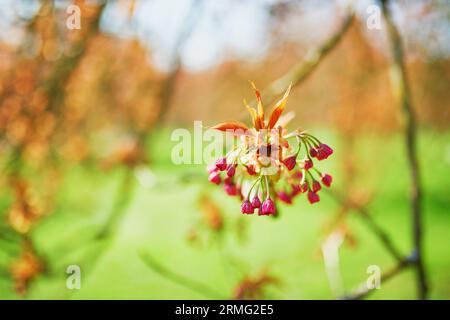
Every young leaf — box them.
[251,82,265,128]
[210,121,249,134]
[243,99,260,130]
[268,84,291,129]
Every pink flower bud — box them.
[300,184,308,193]
[215,157,227,171]
[224,182,238,196]
[321,173,332,187]
[303,158,313,170]
[277,191,292,204]
[208,171,221,185]
[307,191,320,204]
[316,144,333,160]
[226,165,236,177]
[282,155,297,171]
[241,200,254,214]
[251,195,261,209]
[312,180,322,193]
[260,198,276,215]
[246,165,256,176]
[292,170,303,180]
[291,184,301,196]
[207,163,218,173]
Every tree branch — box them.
[381,0,428,299]
[140,251,226,299]
[263,7,355,104]
[328,190,404,263]
[342,258,412,300]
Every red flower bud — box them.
[282,155,297,171]
[292,170,303,180]
[207,163,218,173]
[316,144,333,160]
[321,173,332,187]
[226,165,236,177]
[241,200,254,214]
[224,182,238,196]
[215,157,227,171]
[312,180,322,193]
[260,198,276,215]
[310,147,318,158]
[291,184,301,196]
[251,195,261,209]
[303,158,313,170]
[301,184,308,193]
[277,191,292,204]
[224,176,233,185]
[307,191,320,204]
[246,165,256,175]
[208,171,221,185]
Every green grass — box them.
[1,128,449,299]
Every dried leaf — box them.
[268,84,291,129]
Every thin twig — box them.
[97,0,203,238]
[263,7,355,104]
[96,169,135,238]
[157,0,204,124]
[327,190,404,262]
[238,5,354,121]
[70,1,205,294]
[140,251,226,299]
[342,258,412,300]
[381,0,428,299]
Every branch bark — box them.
[342,258,412,300]
[328,190,404,263]
[381,0,428,299]
[140,252,226,299]
[263,8,355,104]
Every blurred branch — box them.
[342,257,413,300]
[99,0,204,237]
[262,6,355,105]
[381,0,428,299]
[328,190,404,263]
[140,251,226,299]
[46,2,106,113]
[79,1,205,290]
[96,169,135,238]
[157,0,204,124]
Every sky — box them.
[0,0,449,72]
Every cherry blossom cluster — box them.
[207,83,333,216]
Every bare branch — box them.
[381,0,428,299]
[266,10,354,101]
[140,251,226,299]
[327,190,405,263]
[342,258,412,300]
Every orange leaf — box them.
[243,99,261,130]
[210,121,249,134]
[268,84,291,129]
[251,82,265,127]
